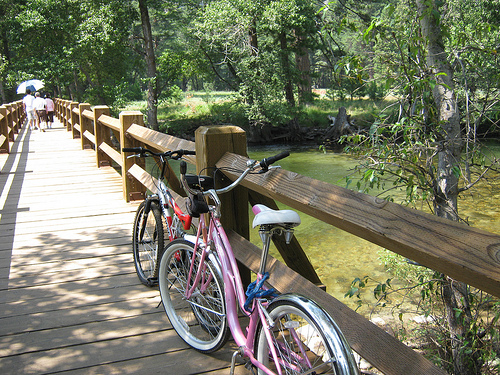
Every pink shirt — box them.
[45,98,55,112]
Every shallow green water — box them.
[248,144,500,311]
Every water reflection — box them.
[248,144,500,312]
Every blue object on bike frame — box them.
[244,272,278,312]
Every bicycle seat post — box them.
[258,225,273,275]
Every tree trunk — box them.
[417,1,480,374]
[0,79,5,104]
[294,31,312,104]
[247,20,259,109]
[279,32,295,108]
[138,0,158,131]
[323,107,354,143]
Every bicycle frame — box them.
[156,179,193,240]
[186,208,296,375]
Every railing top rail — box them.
[217,152,500,298]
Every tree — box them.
[2,0,137,105]
[138,0,158,130]
[415,1,478,373]
[194,0,319,139]
[335,0,499,373]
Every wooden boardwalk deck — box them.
[0,122,245,374]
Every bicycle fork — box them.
[139,195,158,241]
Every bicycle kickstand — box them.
[230,347,249,375]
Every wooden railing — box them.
[46,98,500,375]
[0,100,24,153]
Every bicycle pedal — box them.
[147,277,158,286]
[244,361,257,375]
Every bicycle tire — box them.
[158,239,229,353]
[255,294,359,375]
[132,200,164,286]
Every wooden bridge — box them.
[1,98,499,375]
[0,120,252,374]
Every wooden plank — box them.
[99,141,122,166]
[98,114,121,132]
[228,230,447,375]
[0,273,143,305]
[217,152,500,298]
[127,163,159,192]
[82,109,93,119]
[83,129,96,144]
[0,123,244,375]
[126,123,196,165]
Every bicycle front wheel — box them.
[132,200,164,286]
[255,294,359,375]
[158,239,229,353]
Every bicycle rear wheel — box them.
[255,294,359,375]
[132,200,164,286]
[159,239,229,353]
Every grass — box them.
[119,91,394,135]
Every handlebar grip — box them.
[180,160,187,175]
[122,147,143,153]
[181,150,196,156]
[260,151,290,170]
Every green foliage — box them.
[209,100,249,128]
[193,0,319,125]
[346,250,500,373]
[336,2,500,373]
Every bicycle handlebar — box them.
[122,146,195,160]
[180,151,290,197]
[180,160,188,175]
[259,151,289,173]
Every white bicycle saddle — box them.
[252,204,301,228]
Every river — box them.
[248,143,500,313]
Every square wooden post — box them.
[16,101,22,131]
[195,125,250,285]
[5,104,14,139]
[79,103,92,150]
[65,101,72,129]
[0,106,9,153]
[120,111,146,202]
[67,102,77,133]
[94,105,112,168]
[69,102,79,138]
[55,99,60,121]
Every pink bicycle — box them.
[158,152,359,375]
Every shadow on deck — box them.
[0,122,246,374]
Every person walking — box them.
[22,89,36,130]
[45,93,55,129]
[33,92,47,132]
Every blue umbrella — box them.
[17,79,44,94]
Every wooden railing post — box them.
[5,104,14,139]
[69,102,78,137]
[94,105,113,168]
[195,125,250,284]
[0,106,9,153]
[79,103,92,150]
[66,102,76,132]
[14,101,22,133]
[61,100,67,127]
[55,99,61,121]
[60,99,65,122]
[11,102,19,134]
[120,111,146,202]
[66,100,72,129]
